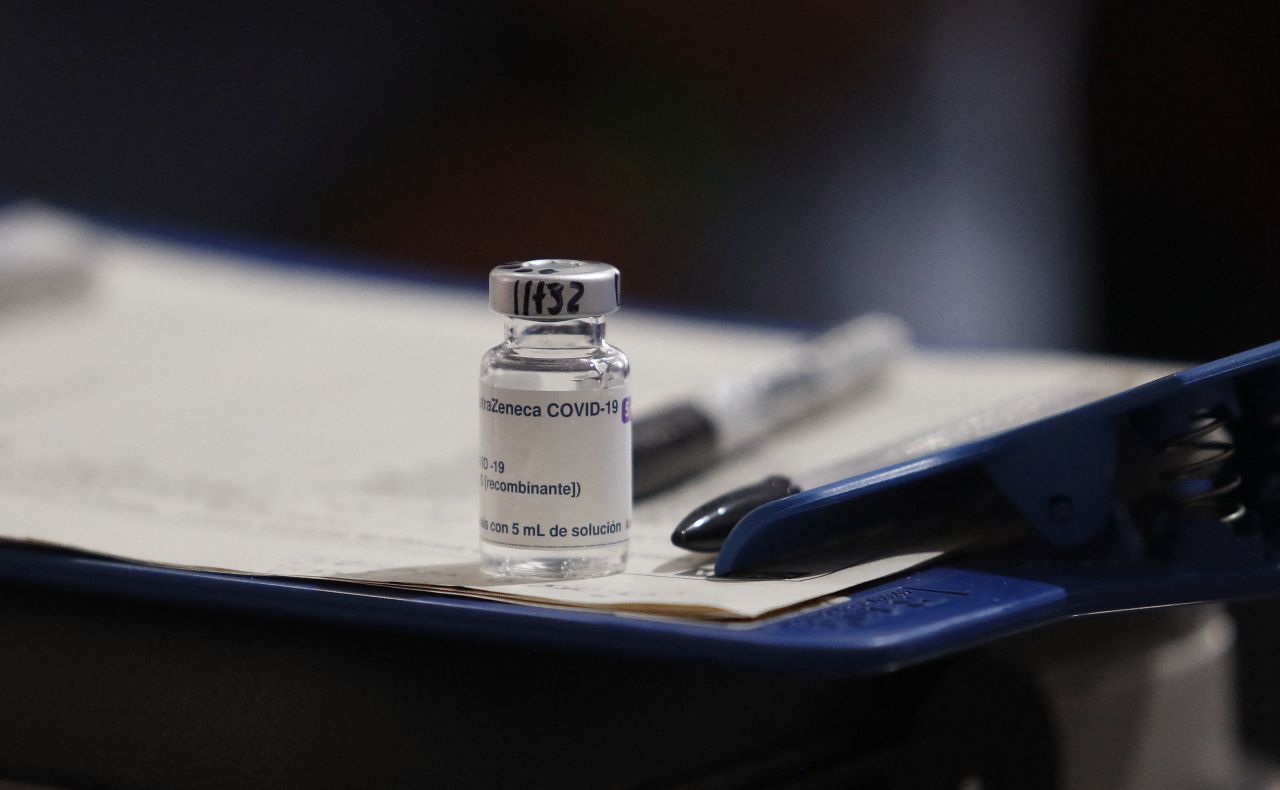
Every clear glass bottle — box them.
[478,260,631,579]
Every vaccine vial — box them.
[478,260,631,579]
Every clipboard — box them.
[3,205,1277,678]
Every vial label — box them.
[478,383,632,550]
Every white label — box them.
[478,384,631,550]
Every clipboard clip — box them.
[717,340,1280,578]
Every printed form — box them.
[0,209,1167,619]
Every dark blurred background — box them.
[3,0,1280,775]
[0,1,1275,354]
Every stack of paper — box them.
[0,208,1168,620]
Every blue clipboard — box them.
[4,209,1280,678]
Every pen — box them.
[671,388,1108,551]
[633,313,910,499]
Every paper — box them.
[0,209,1168,619]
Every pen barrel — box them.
[632,403,717,499]
[701,314,909,453]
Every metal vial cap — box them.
[489,259,621,319]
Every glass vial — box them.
[478,259,631,579]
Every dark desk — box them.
[0,575,1072,789]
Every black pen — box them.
[671,389,1107,551]
[633,314,909,499]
